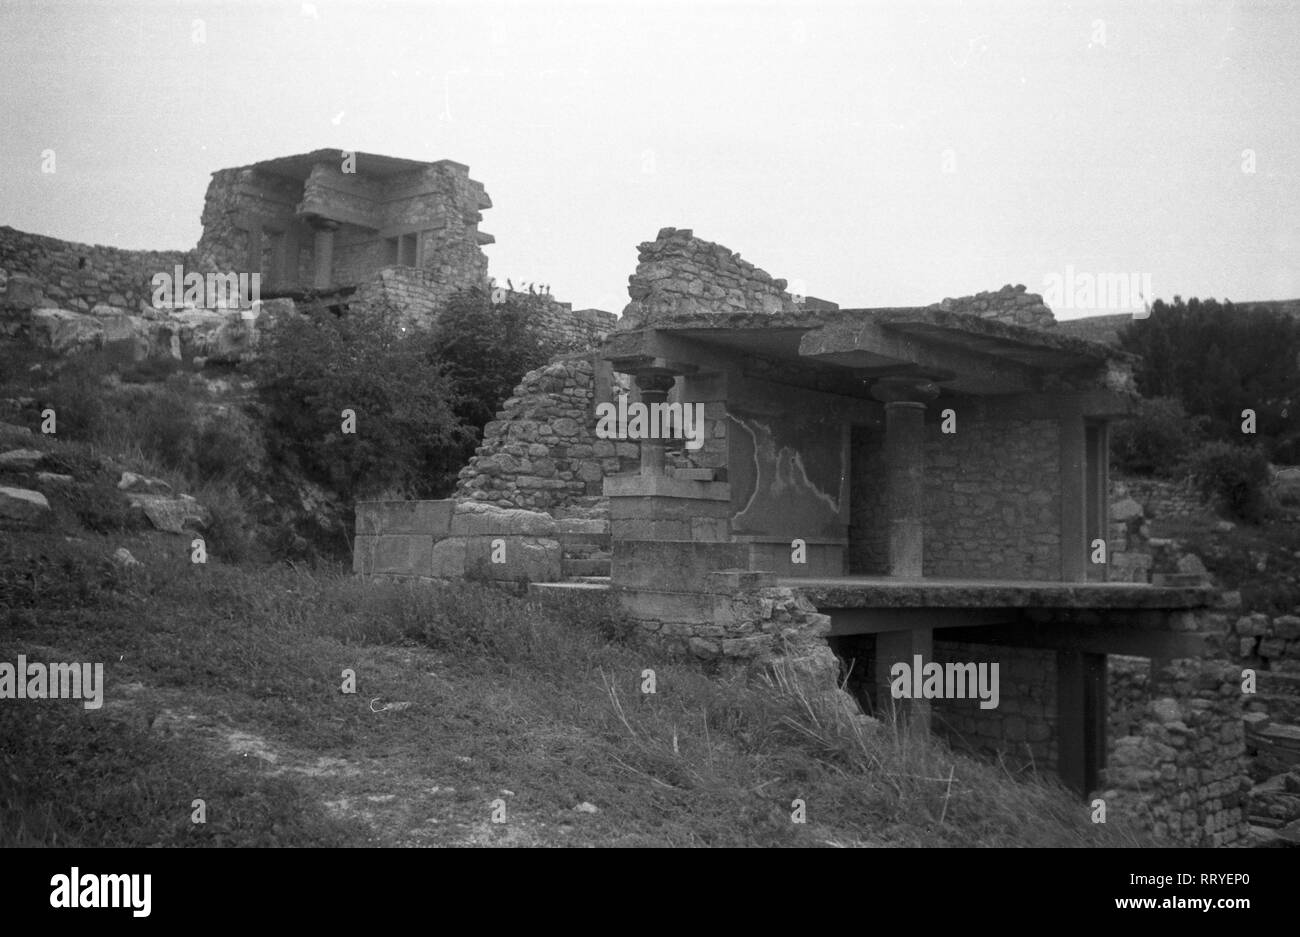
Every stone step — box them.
[561,543,608,558]
[562,558,611,577]
[528,580,612,598]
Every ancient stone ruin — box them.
[0,149,615,364]
[357,224,1253,847]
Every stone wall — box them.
[618,227,802,329]
[932,283,1056,330]
[0,225,191,314]
[1111,475,1201,520]
[455,354,640,511]
[352,276,616,352]
[931,641,1059,772]
[1101,655,1250,847]
[922,416,1061,579]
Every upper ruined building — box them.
[193,149,494,301]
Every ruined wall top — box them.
[619,227,802,330]
[932,284,1057,330]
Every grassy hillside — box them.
[0,452,1147,847]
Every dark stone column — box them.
[871,378,938,579]
[634,371,677,476]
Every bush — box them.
[434,287,553,429]
[253,301,473,501]
[1186,441,1271,522]
[1110,397,1208,477]
[38,354,114,442]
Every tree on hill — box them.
[1117,296,1300,459]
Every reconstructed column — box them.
[634,371,677,476]
[872,378,938,579]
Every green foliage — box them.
[434,286,553,430]
[1110,397,1208,477]
[253,302,472,500]
[1118,297,1300,453]
[1186,440,1271,523]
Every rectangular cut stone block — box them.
[429,537,467,578]
[352,534,433,576]
[608,495,733,522]
[450,504,557,536]
[611,517,692,541]
[613,588,717,622]
[464,535,562,583]
[706,570,775,592]
[356,499,453,536]
[612,540,753,592]
[747,541,845,577]
[604,475,730,500]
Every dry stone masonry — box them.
[933,283,1056,330]
[619,227,805,329]
[355,225,1256,846]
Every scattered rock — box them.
[118,471,173,495]
[36,472,73,485]
[0,448,45,470]
[0,421,33,445]
[573,802,599,814]
[112,547,140,567]
[1110,498,1144,522]
[30,307,104,354]
[0,485,51,524]
[125,493,209,534]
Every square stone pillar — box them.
[874,627,933,731]
[312,224,337,289]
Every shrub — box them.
[1110,397,1208,477]
[434,287,553,429]
[1186,441,1271,522]
[253,301,472,501]
[38,354,114,442]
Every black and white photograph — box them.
[0,0,1292,911]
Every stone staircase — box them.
[553,497,611,582]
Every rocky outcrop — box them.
[17,299,294,364]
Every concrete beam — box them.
[799,319,1045,395]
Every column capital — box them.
[633,371,677,395]
[870,376,940,404]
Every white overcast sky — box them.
[1,0,1297,317]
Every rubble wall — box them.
[0,225,191,314]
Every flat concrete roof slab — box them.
[781,576,1213,610]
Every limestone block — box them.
[352,534,433,576]
[450,502,557,536]
[355,499,453,536]
[30,308,104,354]
[0,448,45,471]
[464,535,561,582]
[612,540,752,592]
[1110,497,1144,522]
[0,485,51,524]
